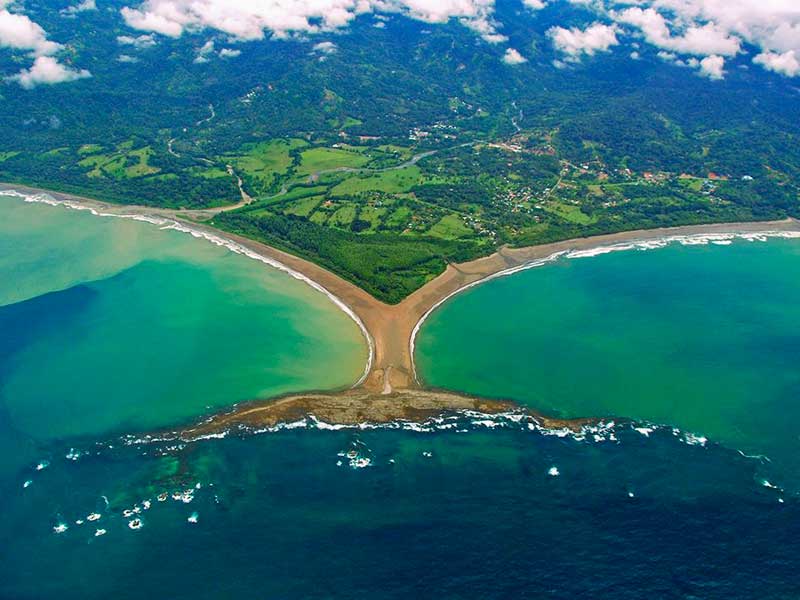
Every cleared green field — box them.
[226,139,306,180]
[385,205,412,229]
[77,144,103,155]
[543,201,596,225]
[276,185,329,203]
[125,148,160,177]
[330,166,423,196]
[284,195,324,217]
[77,144,160,179]
[310,210,329,225]
[329,204,357,227]
[428,214,472,239]
[296,146,371,176]
[188,166,230,179]
[359,205,387,230]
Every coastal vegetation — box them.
[1,0,798,302]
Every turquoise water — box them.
[0,194,366,461]
[3,195,800,598]
[417,236,800,484]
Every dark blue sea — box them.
[1,421,797,599]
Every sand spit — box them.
[3,182,800,400]
[161,389,595,441]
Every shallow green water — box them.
[0,195,367,444]
[417,237,800,481]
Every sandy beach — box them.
[4,181,800,406]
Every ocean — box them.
[2,192,799,598]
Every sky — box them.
[1,0,799,87]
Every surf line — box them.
[408,228,800,385]
[0,189,376,388]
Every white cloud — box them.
[219,47,241,58]
[120,0,506,43]
[0,6,61,55]
[502,47,527,64]
[193,39,215,63]
[117,33,157,48]
[614,7,740,57]
[754,50,800,77]
[697,53,725,79]
[549,22,618,60]
[523,0,547,9]
[526,0,800,78]
[312,41,338,54]
[1,3,91,88]
[7,55,91,88]
[62,0,97,15]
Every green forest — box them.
[1,0,798,302]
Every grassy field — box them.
[0,151,20,162]
[330,166,423,196]
[543,201,597,225]
[428,214,472,239]
[295,146,372,176]
[223,139,307,197]
[77,143,160,179]
[284,195,324,217]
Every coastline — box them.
[3,182,800,417]
[131,387,600,443]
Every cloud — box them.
[193,39,215,63]
[117,33,157,48]
[549,22,618,60]
[696,54,725,79]
[7,55,91,88]
[62,0,97,15]
[0,6,61,55]
[526,0,800,78]
[754,50,800,77]
[502,47,527,64]
[219,47,241,58]
[523,0,547,9]
[1,3,91,88]
[312,41,338,55]
[120,0,506,43]
[614,7,740,57]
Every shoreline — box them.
[3,181,800,408]
[0,185,377,387]
[408,226,800,384]
[129,387,601,443]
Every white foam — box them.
[548,466,560,477]
[187,512,199,524]
[350,457,372,469]
[128,518,143,530]
[53,523,68,534]
[95,528,107,537]
[87,513,101,522]
[683,432,708,447]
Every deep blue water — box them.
[1,421,796,599]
